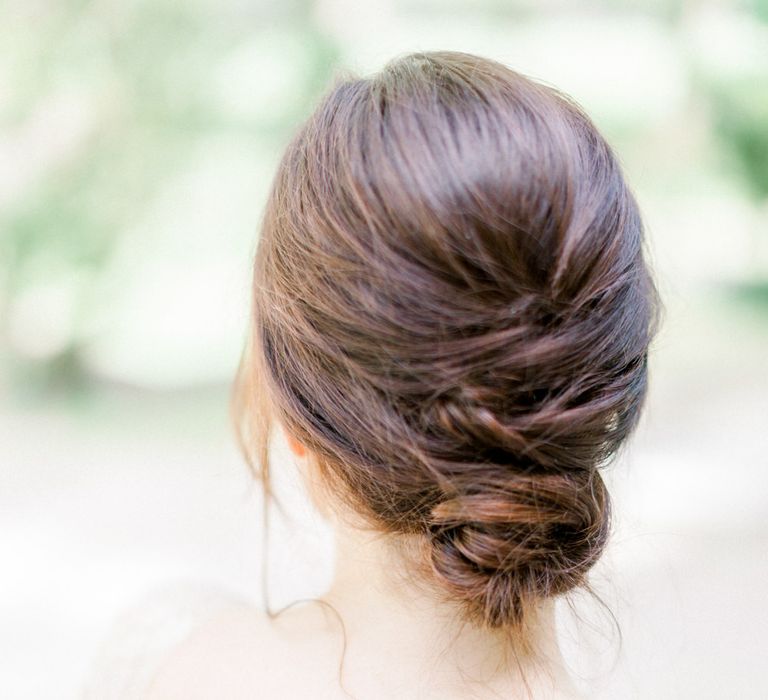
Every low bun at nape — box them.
[239,50,662,634]
[427,467,610,629]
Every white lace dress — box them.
[82,582,254,700]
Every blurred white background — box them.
[1,0,767,698]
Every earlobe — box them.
[287,434,307,458]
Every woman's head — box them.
[234,51,661,632]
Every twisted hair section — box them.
[233,50,662,631]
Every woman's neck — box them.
[319,519,582,700]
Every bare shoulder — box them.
[145,599,346,700]
[140,594,586,700]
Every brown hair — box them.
[232,50,662,634]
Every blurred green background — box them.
[2,1,767,699]
[2,0,767,398]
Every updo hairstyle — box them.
[233,50,661,631]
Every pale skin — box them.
[145,431,585,699]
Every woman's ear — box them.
[287,433,307,458]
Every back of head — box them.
[236,51,661,633]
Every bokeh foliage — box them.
[1,0,766,394]
[1,0,340,392]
